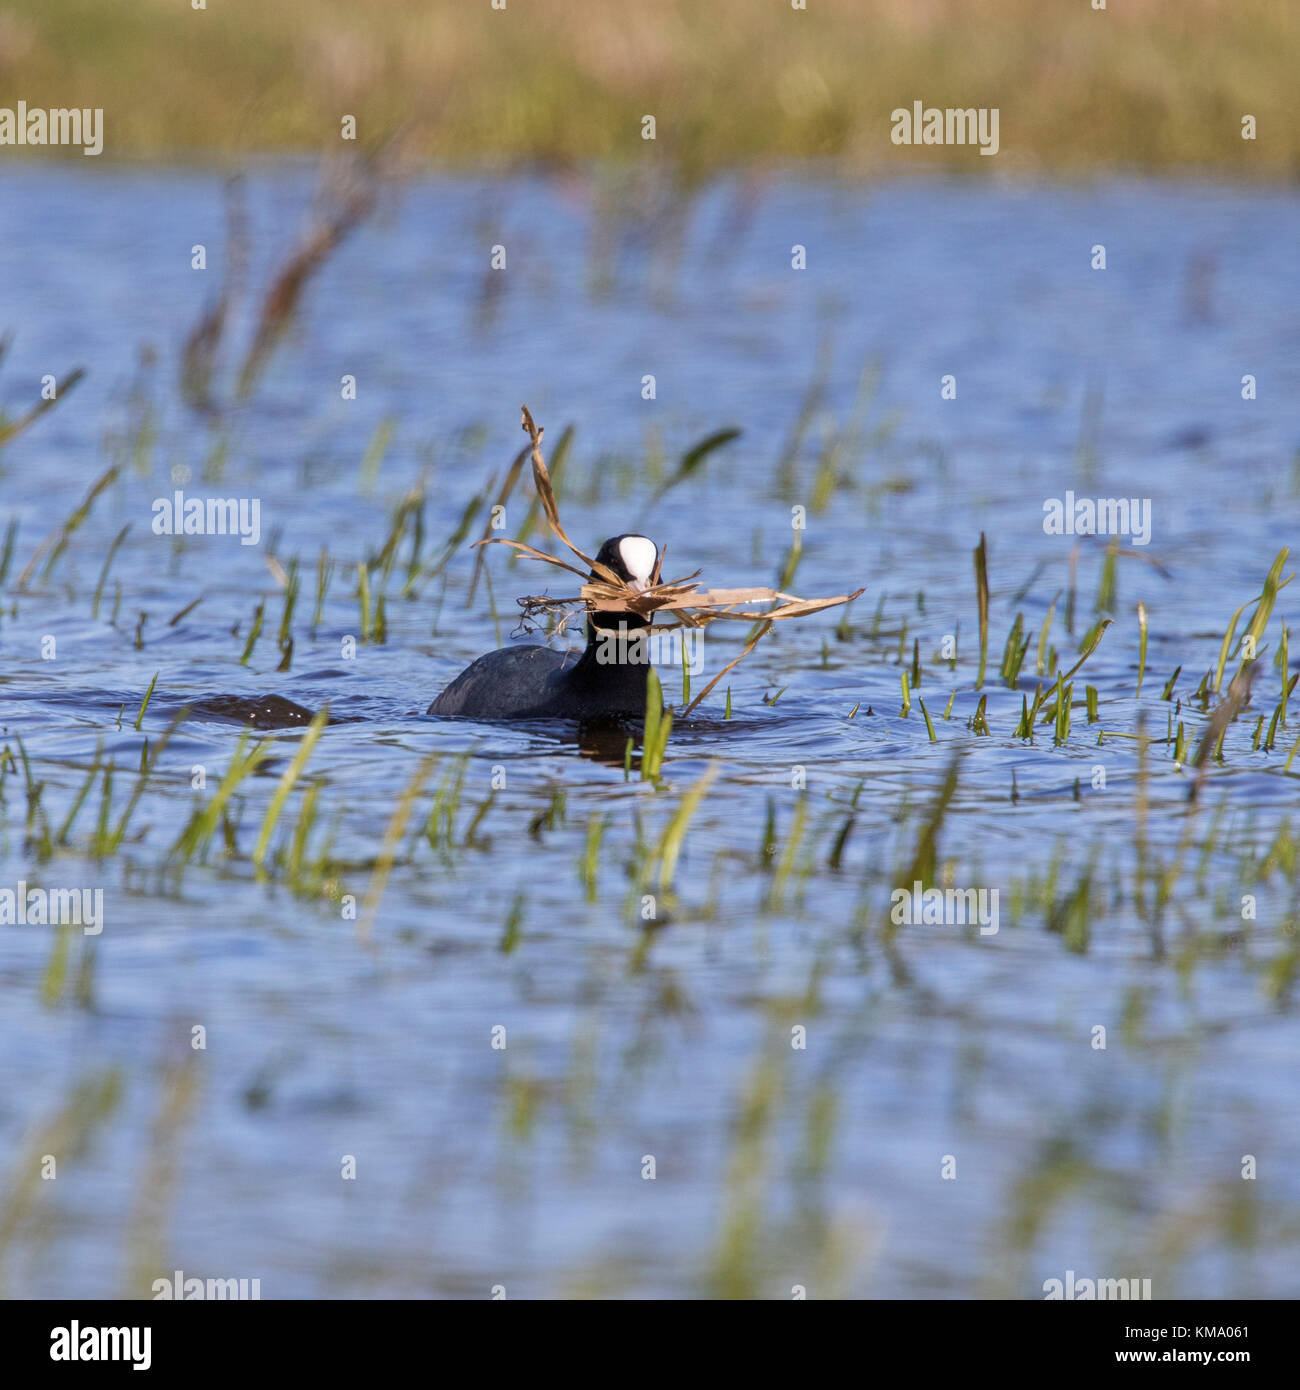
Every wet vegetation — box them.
[1,36,1297,1289]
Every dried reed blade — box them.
[519,405,622,586]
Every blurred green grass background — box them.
[1,0,1296,176]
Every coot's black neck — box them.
[567,615,653,706]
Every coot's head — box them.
[588,534,658,634]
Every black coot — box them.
[428,534,659,720]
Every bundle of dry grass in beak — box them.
[473,406,865,715]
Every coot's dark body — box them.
[427,639,649,720]
[428,533,660,722]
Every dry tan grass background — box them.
[2,0,1296,175]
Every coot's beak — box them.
[628,577,651,595]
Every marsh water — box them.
[1,166,1298,1298]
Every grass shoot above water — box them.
[5,393,1298,971]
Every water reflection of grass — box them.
[7,0,1299,176]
